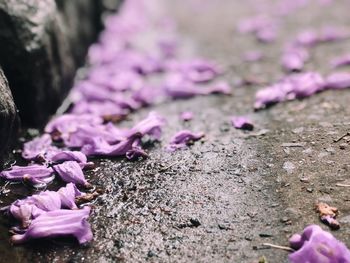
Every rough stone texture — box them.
[0,0,119,126]
[0,68,18,166]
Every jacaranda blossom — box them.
[281,46,309,72]
[231,117,254,131]
[0,165,55,188]
[53,161,91,188]
[331,54,350,68]
[11,207,93,245]
[45,114,103,138]
[289,225,350,263]
[22,134,54,161]
[167,130,205,152]
[325,72,350,89]
[254,72,325,109]
[5,183,83,227]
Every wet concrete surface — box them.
[1,0,350,262]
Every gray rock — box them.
[0,68,18,164]
[0,0,119,125]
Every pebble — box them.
[259,233,273,238]
[306,187,314,193]
[283,161,295,174]
[190,218,201,227]
[339,143,347,150]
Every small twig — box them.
[262,243,294,252]
[334,132,350,143]
[281,143,306,148]
[336,183,350,187]
[158,162,180,172]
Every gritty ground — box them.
[1,1,350,262]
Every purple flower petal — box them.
[132,85,161,106]
[9,193,59,228]
[164,74,201,99]
[295,30,319,47]
[165,74,231,99]
[167,130,204,152]
[289,225,350,263]
[71,81,142,111]
[126,143,148,160]
[49,150,88,166]
[158,38,178,58]
[11,207,93,245]
[81,132,142,157]
[87,69,143,92]
[325,72,350,89]
[254,72,325,109]
[281,46,309,72]
[22,134,53,161]
[71,101,130,120]
[320,26,350,43]
[237,15,272,34]
[64,123,127,148]
[295,27,350,48]
[57,183,83,209]
[180,111,194,121]
[9,204,43,229]
[206,81,232,95]
[7,183,82,227]
[331,54,350,68]
[0,165,55,187]
[231,117,254,131]
[127,112,166,140]
[256,26,277,43]
[53,161,90,188]
[45,114,103,137]
[175,59,222,83]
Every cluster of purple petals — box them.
[281,26,350,72]
[3,183,93,244]
[11,207,92,245]
[0,0,232,245]
[295,26,350,47]
[254,71,350,109]
[289,225,350,263]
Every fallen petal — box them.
[0,165,54,184]
[11,207,93,245]
[289,225,350,263]
[331,54,350,68]
[231,117,254,131]
[57,183,83,209]
[167,130,204,152]
[81,133,142,157]
[22,134,53,161]
[50,151,87,165]
[325,72,350,89]
[53,161,90,187]
[180,111,194,121]
[45,114,103,137]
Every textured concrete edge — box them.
[0,67,19,167]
